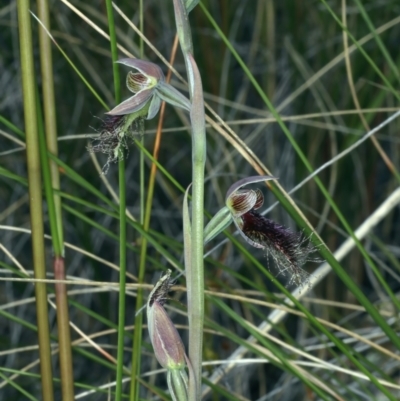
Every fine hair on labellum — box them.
[241,209,318,287]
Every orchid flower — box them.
[89,58,191,173]
[107,58,191,118]
[205,176,315,285]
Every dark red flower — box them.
[225,176,316,286]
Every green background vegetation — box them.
[1,0,400,399]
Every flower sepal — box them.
[204,206,232,245]
[156,80,191,112]
[106,58,191,119]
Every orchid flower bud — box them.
[147,301,186,370]
[147,270,189,401]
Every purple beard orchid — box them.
[205,176,316,286]
[106,58,190,118]
[89,58,191,173]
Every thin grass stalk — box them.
[139,0,145,227]
[116,153,127,400]
[265,0,275,101]
[130,208,144,401]
[130,1,145,399]
[129,35,179,401]
[16,1,54,400]
[104,1,126,399]
[352,0,400,84]
[139,0,144,226]
[0,116,25,137]
[36,2,74,397]
[53,257,74,399]
[172,1,206,398]
[139,0,145,287]
[105,2,121,103]
[30,13,108,110]
[36,93,74,400]
[37,0,64,249]
[133,140,185,192]
[200,2,400,350]
[0,371,39,401]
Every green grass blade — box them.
[104,1,127,399]
[16,1,54,399]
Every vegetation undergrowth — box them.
[1,0,400,400]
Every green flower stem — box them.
[105,1,126,400]
[186,55,206,401]
[17,1,54,400]
[169,370,189,401]
[172,1,206,398]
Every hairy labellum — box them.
[148,269,173,307]
[222,176,314,286]
[241,209,315,285]
[87,115,144,173]
[101,114,125,133]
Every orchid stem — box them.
[172,1,206,399]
